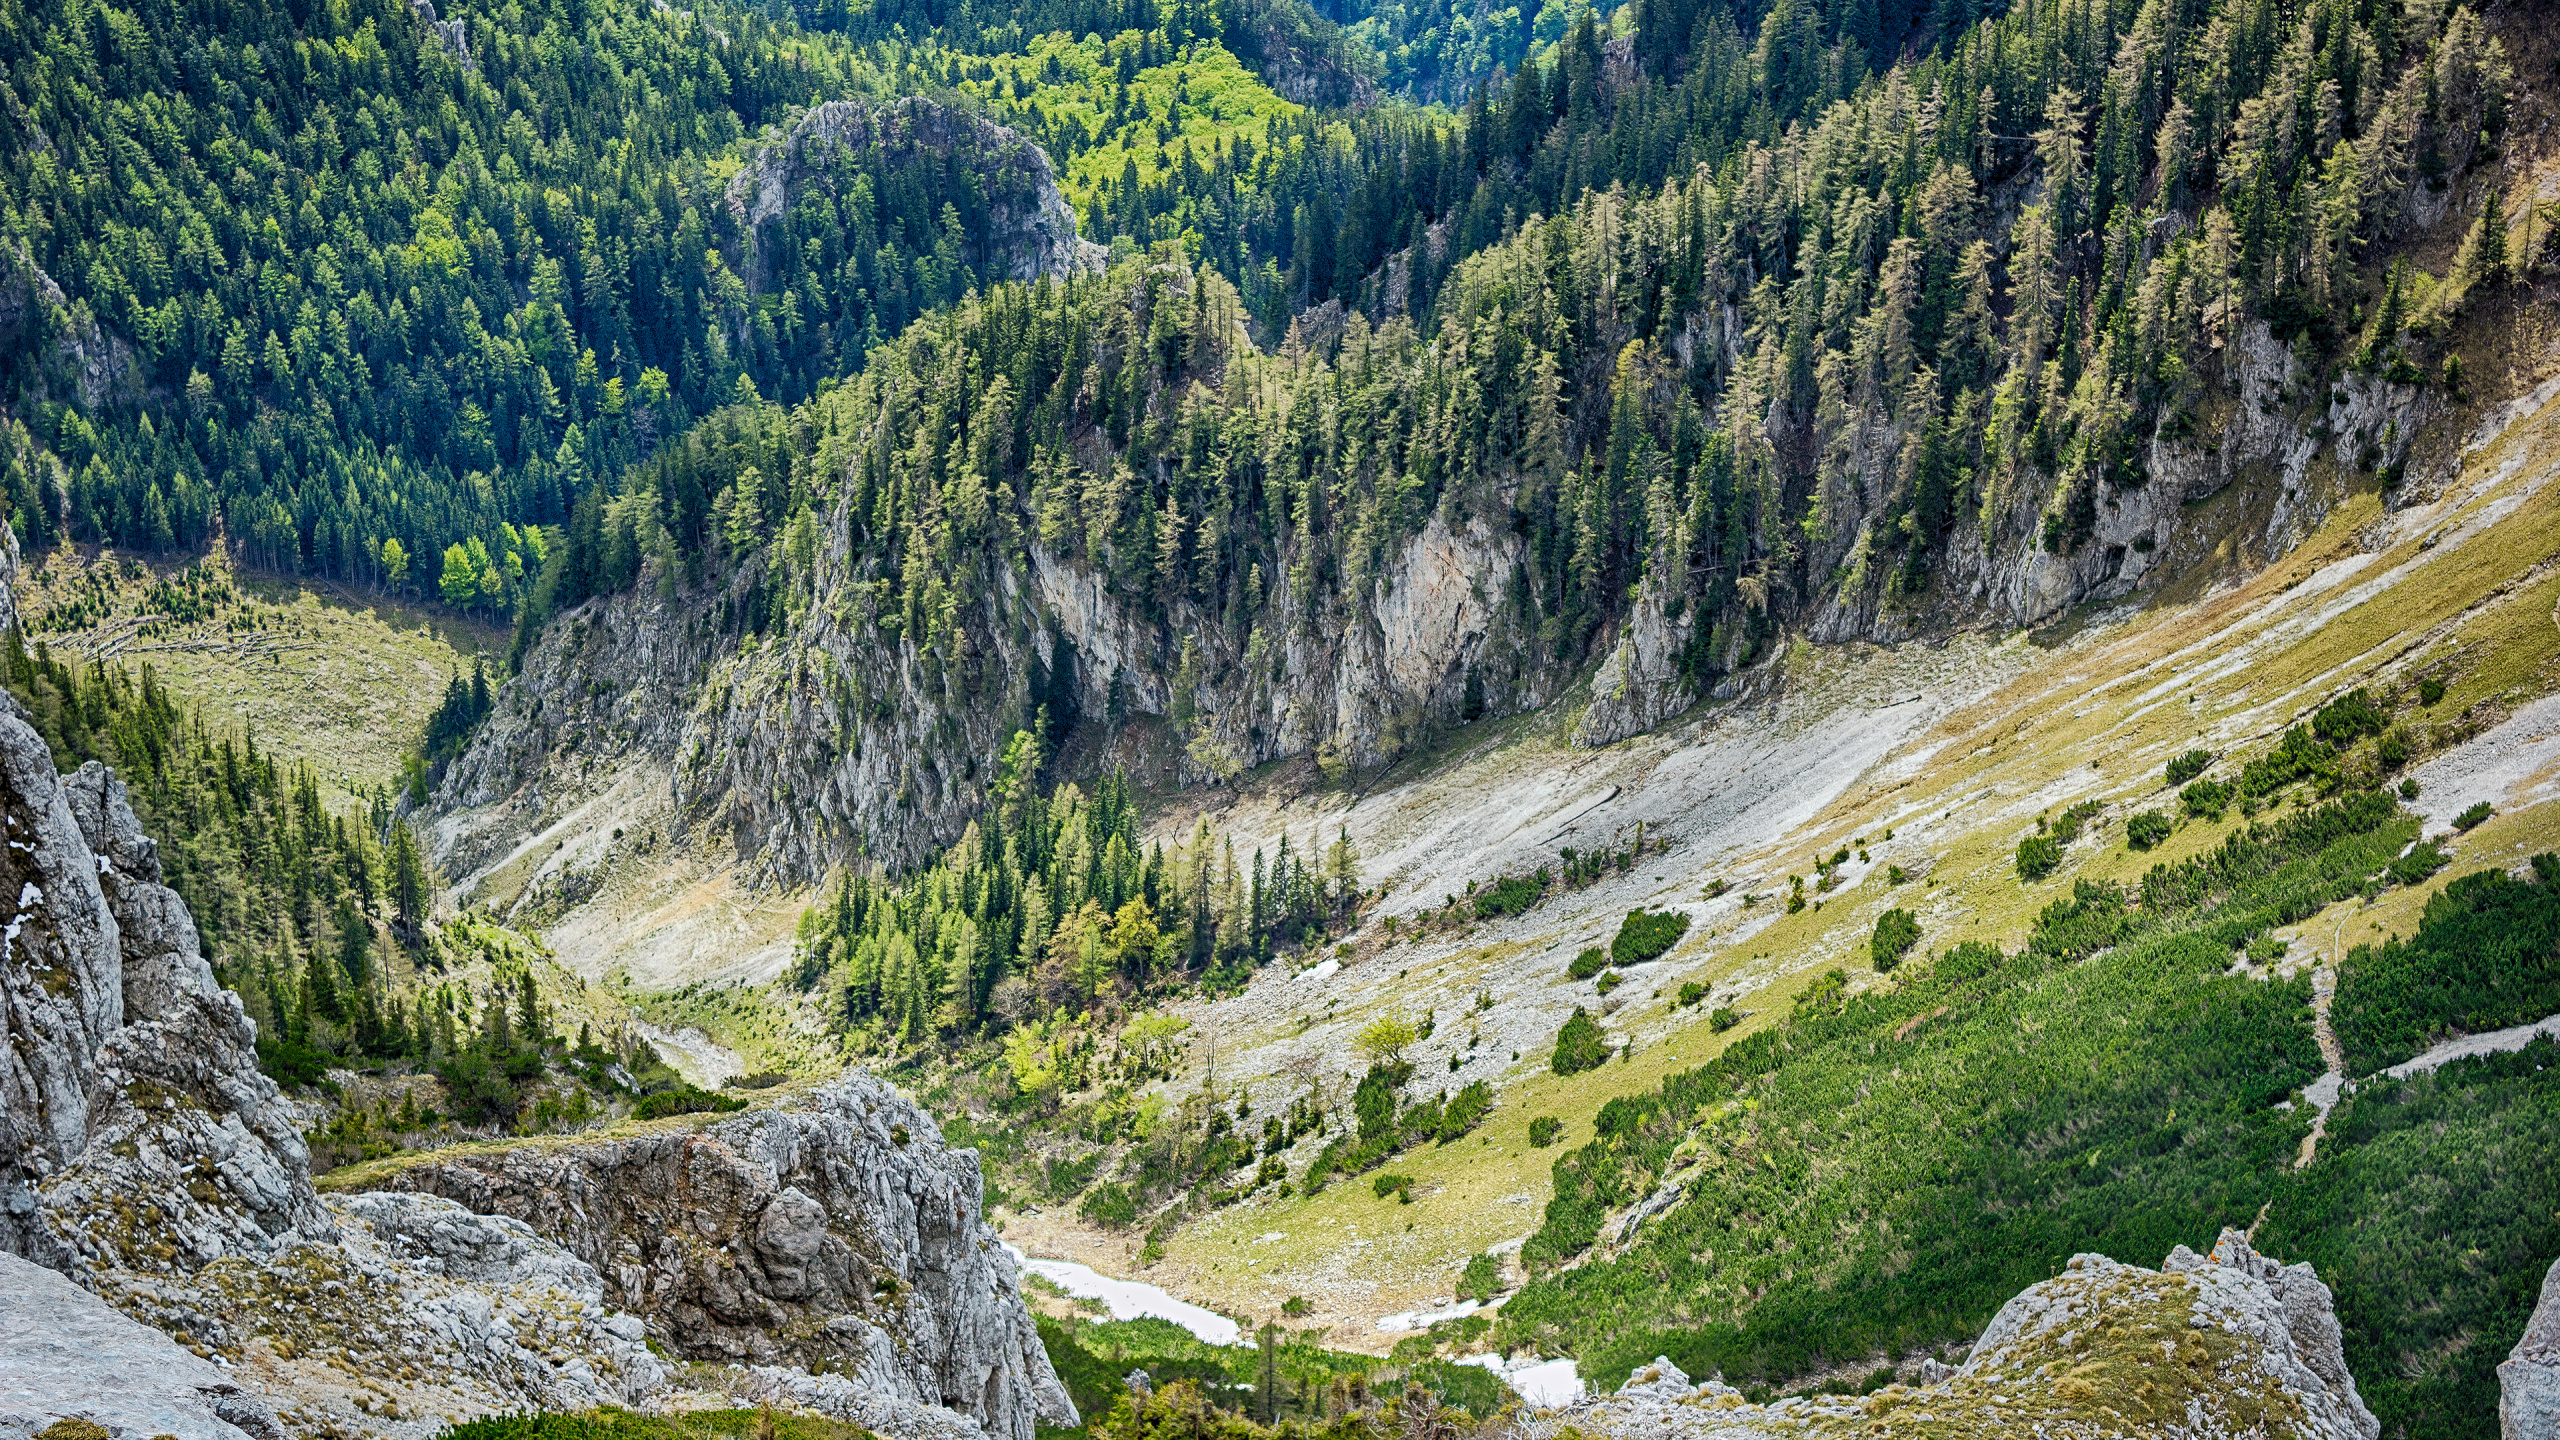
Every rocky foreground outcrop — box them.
[0,1251,282,1440]
[2507,1257,2560,1440]
[1558,1229,2378,1440]
[378,1072,1077,1440]
[0,687,1071,1438]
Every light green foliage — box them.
[1551,1007,1608,1076]
[1868,908,1919,972]
[2014,832,2063,881]
[1610,909,1691,966]
[2333,856,2560,1074]
[1502,793,2427,1402]
[2166,749,2216,786]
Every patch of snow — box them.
[1376,1299,1478,1332]
[1459,1354,1584,1408]
[1001,1245,1241,1345]
[1298,959,1340,984]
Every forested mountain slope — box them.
[428,0,2518,905]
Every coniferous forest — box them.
[3,0,2556,1432]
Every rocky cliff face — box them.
[428,285,2424,911]
[0,680,1075,1436]
[1561,1228,2378,1440]
[426,397,1551,899]
[377,1072,1077,1440]
[2508,1257,2560,1440]
[0,689,679,1432]
[729,98,1105,295]
[0,698,330,1273]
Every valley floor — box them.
[992,324,2560,1351]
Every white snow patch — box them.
[1002,1245,1242,1345]
[1460,1354,1584,1408]
[1298,959,1340,984]
[1376,1299,1479,1332]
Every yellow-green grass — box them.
[1152,358,2560,1330]
[18,544,501,801]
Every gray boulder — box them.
[1558,1227,2381,1440]
[380,1070,1077,1440]
[2505,1257,2560,1440]
[0,1250,284,1440]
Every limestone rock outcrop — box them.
[379,1071,1077,1440]
[1554,1228,2378,1440]
[0,692,671,1433]
[2506,1256,2560,1440]
[0,698,327,1274]
[0,1251,285,1440]
[728,98,1104,295]
[423,408,1548,897]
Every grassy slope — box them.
[1111,287,2560,1365]
[16,544,498,802]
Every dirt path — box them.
[2295,965,2348,1169]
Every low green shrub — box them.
[1677,981,1708,1007]
[1527,1116,1564,1147]
[2375,729,2412,770]
[2385,842,2446,888]
[2014,834,2063,881]
[2333,856,2560,1073]
[1373,1173,1414,1202]
[2166,748,2215,786]
[2049,800,2104,845]
[2311,689,2390,746]
[2126,811,2173,850]
[1566,946,1609,981]
[1081,1183,1139,1228]
[1456,1252,1503,1301]
[2417,677,2447,706]
[1708,1006,1739,1032]
[631,1085,747,1121]
[2454,801,2493,831]
[1870,908,1920,972]
[1552,1008,1610,1075]
[2181,778,2233,819]
[1475,872,1547,919]
[1437,1081,1493,1143]
[1611,909,1692,966]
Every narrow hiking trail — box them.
[2297,965,2348,1169]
